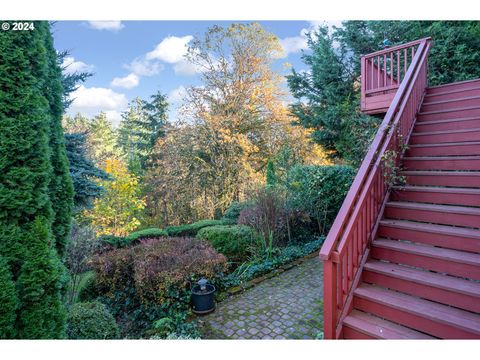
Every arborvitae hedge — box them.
[0,21,71,338]
[0,255,17,338]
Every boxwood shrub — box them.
[165,219,230,237]
[66,301,120,339]
[196,225,260,263]
[98,228,168,250]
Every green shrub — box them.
[287,165,355,234]
[220,237,325,289]
[222,201,253,223]
[0,255,17,338]
[98,228,168,250]
[91,237,226,337]
[165,219,228,237]
[66,301,119,339]
[125,228,167,243]
[77,273,100,302]
[196,225,260,263]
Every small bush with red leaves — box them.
[90,237,227,304]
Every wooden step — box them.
[401,170,480,188]
[421,95,480,112]
[426,79,480,95]
[410,128,480,144]
[391,186,480,207]
[342,309,435,339]
[403,156,480,170]
[363,260,480,313]
[371,238,480,280]
[406,142,480,157]
[378,219,480,253]
[418,106,480,122]
[384,201,480,228]
[414,117,480,132]
[424,86,480,103]
[353,283,480,339]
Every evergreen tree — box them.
[65,133,109,211]
[0,21,69,338]
[89,112,120,166]
[0,255,17,339]
[42,24,74,257]
[118,92,169,172]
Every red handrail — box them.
[360,38,431,111]
[320,38,431,339]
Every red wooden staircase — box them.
[320,38,480,339]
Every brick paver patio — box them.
[197,256,324,339]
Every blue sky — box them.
[53,20,337,125]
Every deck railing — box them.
[319,38,431,339]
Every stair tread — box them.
[373,238,480,266]
[354,283,480,334]
[427,79,480,92]
[412,127,480,136]
[364,260,480,297]
[404,155,480,160]
[409,141,480,148]
[419,105,480,116]
[344,309,435,339]
[423,95,480,106]
[401,170,480,176]
[415,116,480,125]
[392,185,480,195]
[386,201,480,215]
[380,219,480,239]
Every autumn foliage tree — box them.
[85,158,145,236]
[146,23,328,225]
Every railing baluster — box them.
[323,38,431,339]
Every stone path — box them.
[198,256,324,339]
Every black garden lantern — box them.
[191,278,216,315]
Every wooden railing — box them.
[360,39,429,113]
[319,38,431,339]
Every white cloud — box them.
[146,35,193,63]
[110,73,139,89]
[87,21,124,31]
[68,85,128,125]
[125,57,163,77]
[168,85,188,104]
[61,56,95,74]
[173,59,203,75]
[279,30,309,58]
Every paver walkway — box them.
[198,256,324,339]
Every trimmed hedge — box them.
[196,225,260,263]
[66,301,119,339]
[165,219,232,237]
[99,228,168,249]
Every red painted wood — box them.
[391,186,480,206]
[414,117,480,132]
[343,310,435,339]
[342,325,376,339]
[353,284,480,339]
[410,128,480,144]
[378,219,480,253]
[384,201,480,228]
[421,95,480,112]
[426,78,480,94]
[322,38,431,339]
[403,156,480,171]
[400,170,480,188]
[424,86,480,102]
[371,239,480,280]
[406,141,480,156]
[418,106,480,121]
[363,260,480,312]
